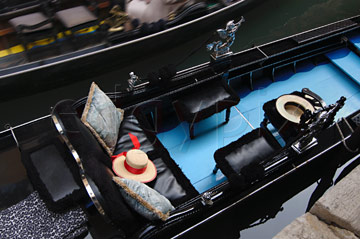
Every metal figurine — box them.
[292,96,346,153]
[127,72,139,91]
[127,72,149,92]
[104,5,129,32]
[207,17,245,60]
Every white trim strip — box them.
[234,106,255,129]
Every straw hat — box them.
[112,149,157,183]
[275,94,315,124]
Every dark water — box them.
[1,0,360,128]
[1,0,360,238]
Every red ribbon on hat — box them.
[112,133,146,175]
[124,160,147,174]
[111,133,141,161]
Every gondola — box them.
[0,0,257,101]
[0,16,360,239]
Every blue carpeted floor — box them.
[349,34,360,51]
[326,48,360,85]
[157,47,360,193]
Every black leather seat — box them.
[114,110,198,205]
[173,77,240,139]
[51,100,198,233]
[214,128,281,189]
[113,113,156,155]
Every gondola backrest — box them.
[51,99,142,236]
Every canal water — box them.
[2,0,360,129]
[1,0,360,238]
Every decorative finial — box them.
[127,72,139,91]
[127,72,149,92]
[207,17,245,60]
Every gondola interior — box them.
[155,34,360,193]
[0,17,360,239]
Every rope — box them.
[175,32,215,67]
[335,119,358,153]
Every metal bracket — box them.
[51,114,107,217]
[201,191,223,206]
[291,137,318,154]
[335,119,358,153]
[201,192,213,206]
[127,72,149,92]
[4,124,19,148]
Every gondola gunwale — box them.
[69,40,360,239]
[1,15,360,238]
[168,129,360,239]
[137,111,358,238]
[67,15,360,112]
[2,14,359,147]
[54,15,360,237]
[0,0,249,79]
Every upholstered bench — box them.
[213,128,281,188]
[173,77,240,139]
[114,111,198,205]
[51,100,198,234]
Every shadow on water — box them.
[1,0,360,128]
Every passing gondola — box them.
[0,0,256,101]
[0,16,359,238]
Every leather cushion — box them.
[113,112,155,155]
[20,137,85,212]
[146,149,188,205]
[225,137,274,173]
[55,100,196,225]
[114,110,196,205]
[214,128,281,187]
[174,78,240,123]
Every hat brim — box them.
[112,155,157,183]
[276,94,315,123]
